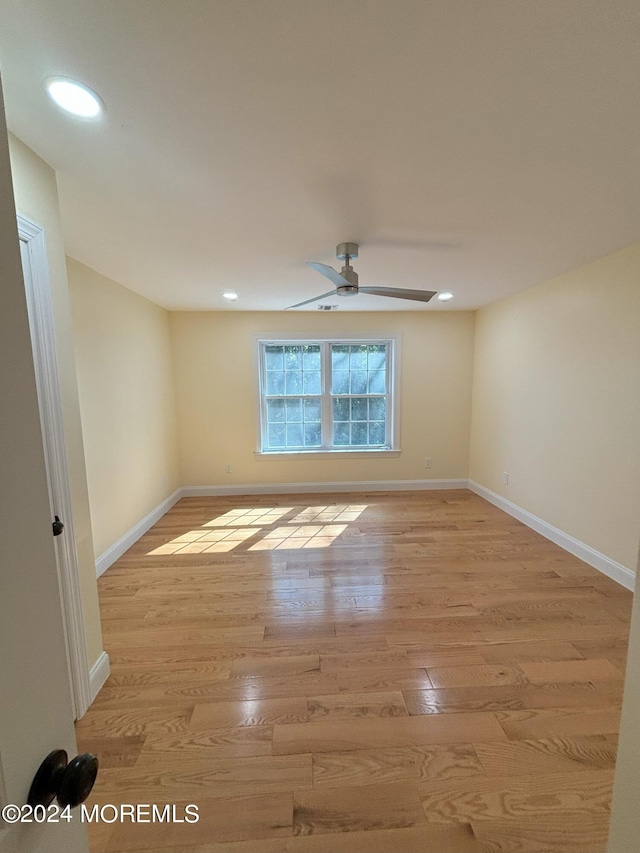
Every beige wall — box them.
[68,259,180,559]
[8,134,103,670]
[170,311,475,486]
[470,245,640,571]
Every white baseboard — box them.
[89,650,110,703]
[182,478,469,497]
[468,480,636,591]
[95,488,182,577]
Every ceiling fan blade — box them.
[307,261,351,288]
[285,289,337,310]
[359,286,437,303]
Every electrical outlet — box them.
[424,457,432,469]
[502,471,509,485]
[225,463,232,474]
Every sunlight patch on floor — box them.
[291,504,367,523]
[248,524,347,551]
[203,507,294,527]
[147,503,365,555]
[147,527,258,555]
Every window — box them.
[257,339,398,453]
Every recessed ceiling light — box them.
[222,291,238,301]
[437,291,454,301]
[45,77,103,118]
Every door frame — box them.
[18,213,91,720]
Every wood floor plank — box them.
[74,735,146,768]
[496,708,622,740]
[230,654,320,678]
[474,734,618,775]
[418,770,614,824]
[186,824,485,852]
[479,640,585,663]
[307,690,408,720]
[190,697,308,729]
[335,667,433,693]
[319,649,410,672]
[519,658,624,684]
[75,706,193,737]
[405,649,487,668]
[427,663,528,688]
[96,754,312,800]
[105,793,293,850]
[470,814,609,852]
[403,681,623,716]
[93,673,340,706]
[312,743,485,788]
[79,490,632,853]
[272,711,507,754]
[293,782,426,836]
[138,727,274,758]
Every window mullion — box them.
[321,342,332,449]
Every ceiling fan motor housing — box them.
[338,265,359,289]
[336,242,359,262]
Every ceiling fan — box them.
[286,242,438,309]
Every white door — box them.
[18,221,91,723]
[0,79,88,852]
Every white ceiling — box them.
[0,0,639,311]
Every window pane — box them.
[332,370,349,394]
[285,371,303,394]
[266,371,284,395]
[350,370,367,394]
[333,422,350,445]
[350,345,368,370]
[367,344,386,370]
[303,397,321,421]
[369,421,386,445]
[284,345,302,369]
[332,345,349,370]
[268,423,285,447]
[286,423,303,446]
[303,346,321,370]
[265,345,284,370]
[304,422,321,446]
[368,397,386,420]
[303,370,321,395]
[351,422,368,445]
[332,397,350,421]
[368,370,386,394]
[262,339,392,453]
[285,398,302,422]
[267,399,285,422]
[351,397,368,421]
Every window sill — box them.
[254,449,401,459]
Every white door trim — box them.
[18,214,91,719]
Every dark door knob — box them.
[28,750,99,808]
[52,516,64,536]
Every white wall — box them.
[68,258,180,560]
[470,244,640,572]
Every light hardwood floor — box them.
[76,490,632,852]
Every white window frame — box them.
[253,334,401,458]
